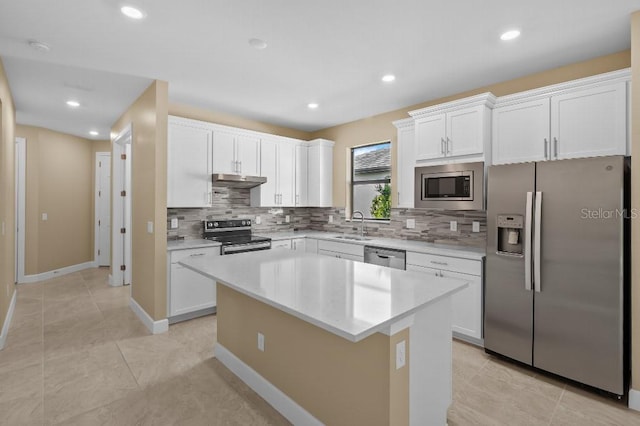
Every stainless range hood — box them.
[211,173,266,189]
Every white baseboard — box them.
[19,261,96,284]
[129,298,168,334]
[215,343,322,426]
[0,291,17,350]
[629,389,640,411]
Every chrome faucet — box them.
[352,210,365,238]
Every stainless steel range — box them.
[203,219,271,255]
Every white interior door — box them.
[112,126,132,287]
[15,137,26,283]
[95,152,111,266]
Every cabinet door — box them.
[492,98,550,165]
[167,122,211,208]
[414,113,446,160]
[396,125,415,208]
[212,129,237,174]
[259,138,279,206]
[305,238,318,253]
[295,144,309,207]
[446,106,485,157]
[440,270,482,341]
[292,238,306,251]
[236,134,261,175]
[169,248,218,317]
[551,81,627,160]
[278,142,296,206]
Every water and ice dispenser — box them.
[496,215,524,256]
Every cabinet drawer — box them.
[170,246,220,263]
[271,239,292,249]
[406,252,481,276]
[317,240,364,257]
[318,249,364,262]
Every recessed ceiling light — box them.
[121,5,145,19]
[89,130,99,136]
[382,74,396,83]
[500,30,521,41]
[66,100,80,108]
[307,103,319,109]
[27,39,51,53]
[248,38,268,49]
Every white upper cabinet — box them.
[409,93,495,163]
[393,118,415,208]
[167,117,212,208]
[251,137,296,207]
[492,98,551,164]
[493,70,629,165]
[307,139,334,207]
[295,144,309,207]
[211,128,260,176]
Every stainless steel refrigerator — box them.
[485,155,629,397]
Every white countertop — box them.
[167,238,221,251]
[255,230,485,260]
[179,249,468,342]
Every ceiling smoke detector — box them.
[28,40,51,53]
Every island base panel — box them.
[216,284,409,426]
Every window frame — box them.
[350,141,392,221]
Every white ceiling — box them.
[1,0,639,139]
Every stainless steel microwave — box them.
[414,162,484,210]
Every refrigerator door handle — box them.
[524,192,533,291]
[534,191,543,292]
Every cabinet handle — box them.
[441,137,446,155]
[544,138,549,160]
[296,194,299,205]
[446,137,451,154]
[430,260,448,266]
[238,161,242,173]
[274,193,277,204]
[190,253,206,257]
[553,137,558,159]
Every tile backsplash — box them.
[167,187,486,248]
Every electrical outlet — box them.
[406,219,415,229]
[396,340,406,369]
[170,218,179,229]
[42,213,48,221]
[450,221,457,232]
[472,221,480,233]
[257,332,265,352]
[329,215,334,223]
[285,215,290,223]
[255,215,261,225]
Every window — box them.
[351,142,391,220]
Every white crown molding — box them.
[408,92,497,119]
[392,117,415,129]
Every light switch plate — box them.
[170,218,179,229]
[42,213,48,221]
[255,215,261,225]
[147,221,154,234]
[406,219,415,229]
[285,215,290,223]
[257,332,265,352]
[472,221,480,233]
[329,215,334,223]
[450,221,457,232]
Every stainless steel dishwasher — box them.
[364,246,406,270]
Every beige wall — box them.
[217,284,409,425]
[0,58,16,333]
[631,12,640,395]
[112,81,168,321]
[309,50,631,208]
[169,103,311,140]
[15,125,105,275]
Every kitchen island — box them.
[180,249,467,426]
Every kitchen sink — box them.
[333,235,372,241]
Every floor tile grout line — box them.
[116,340,142,390]
[547,387,567,425]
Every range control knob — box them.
[246,219,251,225]
[213,222,218,227]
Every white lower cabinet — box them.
[317,240,364,262]
[406,252,483,345]
[291,238,306,251]
[305,238,318,253]
[168,247,218,321]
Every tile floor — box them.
[0,268,639,425]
